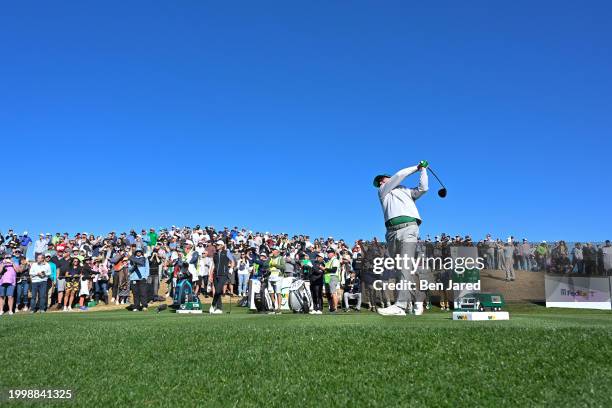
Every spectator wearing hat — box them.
[268,247,285,313]
[34,234,48,259]
[29,253,51,313]
[0,254,18,315]
[572,243,584,274]
[129,248,149,311]
[19,231,32,257]
[44,253,57,306]
[14,253,29,311]
[148,247,163,301]
[343,270,362,312]
[53,250,71,309]
[111,248,130,304]
[324,249,341,313]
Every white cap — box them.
[185,240,194,246]
[215,240,225,246]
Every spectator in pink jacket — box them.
[0,253,18,315]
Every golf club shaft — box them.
[427,167,446,189]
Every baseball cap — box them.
[373,174,391,187]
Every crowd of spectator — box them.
[0,227,610,315]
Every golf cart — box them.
[456,292,505,312]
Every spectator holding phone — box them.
[0,254,18,315]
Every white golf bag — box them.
[248,277,273,312]
[288,279,313,313]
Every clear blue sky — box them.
[1,1,610,243]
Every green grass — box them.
[1,303,612,407]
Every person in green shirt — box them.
[268,247,285,314]
[148,228,158,247]
[324,249,341,313]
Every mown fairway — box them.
[1,303,611,407]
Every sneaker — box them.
[308,310,315,315]
[377,305,406,317]
[413,302,424,316]
[63,306,68,312]
[132,308,139,312]
[316,310,323,315]
[209,306,216,314]
[275,310,282,315]
[213,309,223,314]
[0,311,3,316]
[142,307,148,312]
[343,309,349,312]
[8,311,14,315]
[80,306,88,311]
[24,306,29,312]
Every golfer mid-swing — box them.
[373,160,428,316]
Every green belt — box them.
[385,216,420,228]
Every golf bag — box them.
[288,279,313,313]
[248,277,273,312]
[238,296,249,307]
[172,278,198,308]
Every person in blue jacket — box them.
[128,248,149,311]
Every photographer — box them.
[148,247,162,302]
[0,254,18,315]
[111,248,130,304]
[128,248,149,311]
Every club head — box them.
[438,188,447,198]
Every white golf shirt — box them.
[378,166,428,223]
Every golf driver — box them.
[427,167,447,198]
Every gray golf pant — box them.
[343,292,362,310]
[385,223,425,308]
[504,256,515,280]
